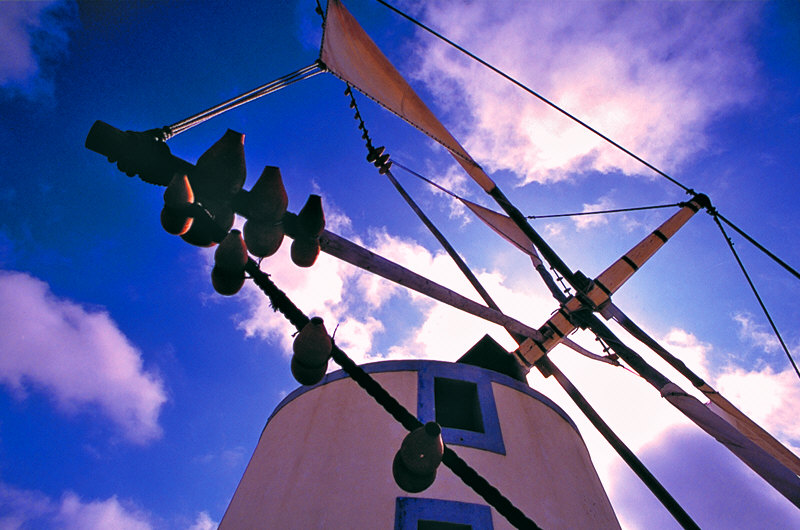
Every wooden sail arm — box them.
[516,295,588,366]
[286,220,600,370]
[589,194,711,310]
[309,225,548,343]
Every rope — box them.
[442,448,540,530]
[391,160,461,199]
[162,63,323,139]
[373,0,693,195]
[338,87,706,528]
[341,87,521,341]
[246,261,310,331]
[716,212,800,282]
[540,357,700,530]
[711,215,800,382]
[527,202,682,220]
[243,259,540,529]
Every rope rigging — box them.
[161,63,324,140]
[527,202,683,220]
[716,212,800,282]
[343,85,702,529]
[712,214,800,381]
[372,0,800,290]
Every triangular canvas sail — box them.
[321,1,800,506]
[459,198,543,267]
[320,0,496,192]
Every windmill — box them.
[84,1,800,527]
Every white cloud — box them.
[56,493,152,530]
[412,1,760,183]
[0,271,167,444]
[237,224,470,365]
[733,312,782,354]
[574,196,614,231]
[0,482,52,529]
[0,483,154,530]
[661,328,712,383]
[0,0,75,98]
[237,242,358,352]
[188,511,219,530]
[715,365,800,451]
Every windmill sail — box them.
[319,0,800,505]
[459,198,543,266]
[320,0,495,192]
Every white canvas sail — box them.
[320,0,496,192]
[319,0,800,506]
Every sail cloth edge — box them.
[320,0,496,193]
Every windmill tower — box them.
[220,336,619,529]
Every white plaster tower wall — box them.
[220,360,619,529]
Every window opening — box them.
[434,377,484,433]
[418,521,472,530]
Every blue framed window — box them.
[395,497,494,530]
[417,363,505,454]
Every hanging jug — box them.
[291,317,332,385]
[211,229,248,296]
[290,195,325,267]
[392,422,444,493]
[161,174,195,235]
[182,130,246,247]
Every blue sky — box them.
[1,0,799,528]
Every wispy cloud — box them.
[0,271,167,444]
[412,1,761,183]
[0,0,76,99]
[574,196,615,231]
[733,312,782,354]
[0,483,153,530]
[0,480,221,530]
[716,365,800,450]
[188,511,219,530]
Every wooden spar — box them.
[514,197,710,366]
[606,302,800,476]
[592,195,709,303]
[316,228,546,343]
[311,226,605,363]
